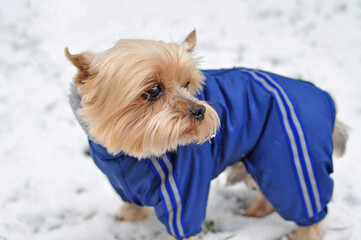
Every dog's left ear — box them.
[65,47,96,85]
[183,29,197,52]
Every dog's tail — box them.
[333,120,349,157]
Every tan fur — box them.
[244,192,275,218]
[64,47,95,85]
[115,202,151,222]
[227,162,275,217]
[66,33,220,158]
[332,120,348,157]
[288,220,324,240]
[183,29,197,52]
[226,162,249,186]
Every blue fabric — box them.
[89,68,335,238]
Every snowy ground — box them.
[1,0,361,239]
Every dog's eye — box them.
[142,85,163,101]
[183,82,190,89]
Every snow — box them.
[1,0,360,239]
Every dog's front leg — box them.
[288,220,324,240]
[115,202,151,222]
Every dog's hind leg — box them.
[115,202,151,222]
[244,189,274,218]
[227,162,274,217]
[332,120,348,157]
[226,162,249,185]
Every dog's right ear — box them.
[65,47,95,85]
[183,29,197,52]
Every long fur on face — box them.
[66,35,220,158]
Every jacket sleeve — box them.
[90,140,203,238]
[148,149,213,239]
[90,139,213,239]
[89,140,162,206]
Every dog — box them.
[66,30,348,240]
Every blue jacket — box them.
[89,68,335,239]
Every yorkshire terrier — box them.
[66,30,348,240]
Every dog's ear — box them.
[65,47,95,85]
[183,29,197,52]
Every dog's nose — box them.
[189,105,206,122]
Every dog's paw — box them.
[244,193,274,218]
[287,220,324,240]
[115,202,151,222]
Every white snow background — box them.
[1,0,360,239]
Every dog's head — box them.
[66,30,220,158]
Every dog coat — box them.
[82,68,335,239]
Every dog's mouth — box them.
[203,132,217,143]
[179,107,219,146]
